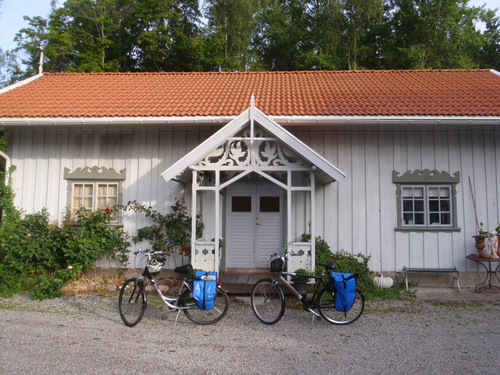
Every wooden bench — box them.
[402,266,461,291]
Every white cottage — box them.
[1,70,500,286]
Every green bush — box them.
[307,235,407,300]
[0,197,130,299]
[0,264,25,298]
[121,199,203,257]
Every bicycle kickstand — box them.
[307,308,322,326]
[174,309,182,327]
[161,307,183,327]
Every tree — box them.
[44,0,131,72]
[252,0,314,70]
[126,0,205,71]
[340,0,384,70]
[2,0,499,77]
[478,8,500,70]
[382,0,484,69]
[0,48,18,88]
[304,0,344,69]
[203,0,258,71]
[11,16,48,79]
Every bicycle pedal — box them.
[315,316,322,321]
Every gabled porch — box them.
[161,96,345,275]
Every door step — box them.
[220,271,274,294]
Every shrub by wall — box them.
[0,186,130,299]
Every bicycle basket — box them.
[270,258,284,273]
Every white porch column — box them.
[214,171,220,274]
[311,170,316,272]
[191,170,197,267]
[287,170,292,255]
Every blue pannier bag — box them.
[193,271,217,310]
[331,272,357,312]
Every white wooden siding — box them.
[5,124,500,272]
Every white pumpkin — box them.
[374,274,394,288]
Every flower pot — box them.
[473,235,486,251]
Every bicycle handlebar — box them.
[134,249,169,260]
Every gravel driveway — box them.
[1,293,499,375]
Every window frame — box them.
[393,169,460,232]
[64,167,126,224]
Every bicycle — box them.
[118,249,229,327]
[251,252,365,325]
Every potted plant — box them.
[291,268,312,296]
[473,222,488,251]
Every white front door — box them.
[226,183,284,268]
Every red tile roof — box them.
[0,69,499,118]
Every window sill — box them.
[395,227,461,233]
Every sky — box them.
[1,0,500,52]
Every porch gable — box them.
[160,98,345,184]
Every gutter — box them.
[1,115,500,127]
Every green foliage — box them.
[291,268,312,283]
[313,236,333,275]
[0,265,26,298]
[306,235,407,300]
[203,0,258,71]
[0,196,130,299]
[30,268,77,300]
[478,9,500,70]
[4,0,498,82]
[383,0,484,69]
[0,166,17,225]
[331,249,373,290]
[121,199,203,257]
[7,16,49,82]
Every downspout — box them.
[0,150,11,184]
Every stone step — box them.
[220,272,274,294]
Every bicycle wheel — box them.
[251,278,285,325]
[179,287,229,325]
[118,278,147,327]
[318,287,364,325]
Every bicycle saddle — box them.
[174,263,194,276]
[319,262,336,271]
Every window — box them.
[232,196,252,212]
[260,196,280,212]
[402,185,451,226]
[393,169,460,232]
[64,167,126,223]
[72,183,119,220]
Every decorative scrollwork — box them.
[198,124,307,168]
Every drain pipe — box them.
[0,150,11,184]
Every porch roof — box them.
[161,103,346,184]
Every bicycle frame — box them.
[268,252,335,318]
[278,271,324,300]
[137,263,226,312]
[136,269,191,311]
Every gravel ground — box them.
[0,292,499,375]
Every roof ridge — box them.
[41,69,492,77]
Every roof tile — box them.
[0,70,499,118]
